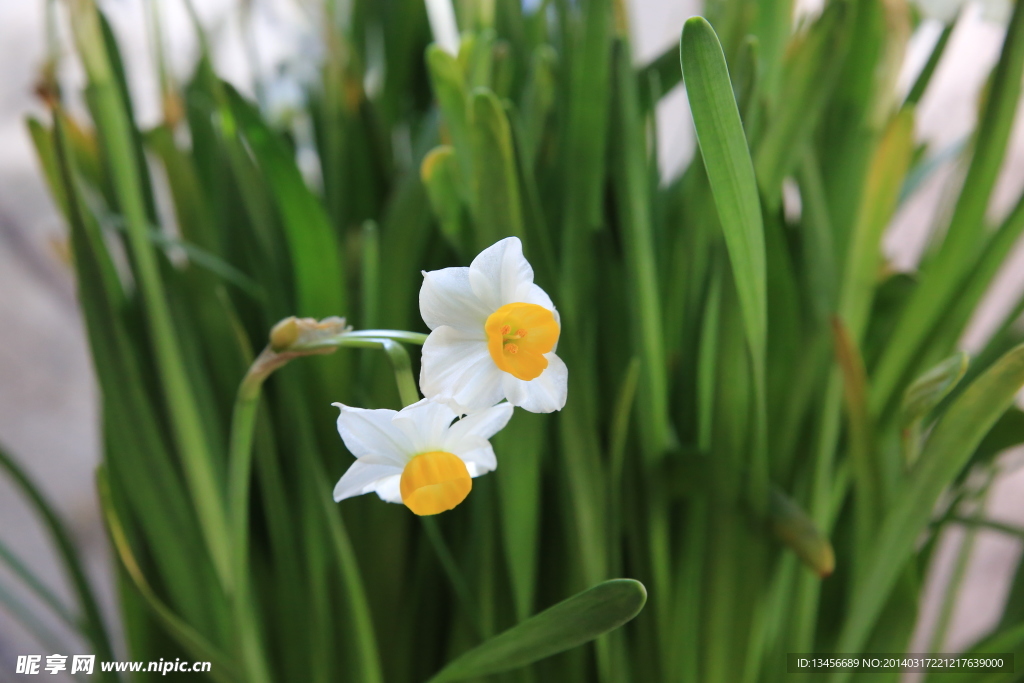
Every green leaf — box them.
[681,17,766,360]
[900,352,970,428]
[681,16,768,511]
[520,45,557,167]
[562,0,613,231]
[226,86,347,320]
[71,1,232,588]
[426,45,474,201]
[770,487,835,578]
[97,468,241,683]
[837,108,915,342]
[871,0,1024,412]
[966,407,1024,476]
[494,411,546,621]
[900,352,970,465]
[52,107,228,642]
[904,13,958,106]
[421,145,467,255]
[469,88,526,249]
[611,42,672,458]
[833,343,1024,678]
[0,444,116,678]
[754,1,849,197]
[427,580,647,682]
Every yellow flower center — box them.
[484,303,560,381]
[400,451,472,516]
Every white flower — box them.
[332,398,513,515]
[419,237,568,414]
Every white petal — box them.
[419,267,491,333]
[514,282,556,312]
[420,326,506,412]
[468,237,534,310]
[502,353,568,413]
[333,403,414,466]
[445,402,514,449]
[455,435,498,477]
[374,474,403,504]
[334,460,403,501]
[392,399,458,454]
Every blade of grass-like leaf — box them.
[562,0,612,232]
[421,145,468,255]
[900,353,969,464]
[469,89,526,249]
[638,43,682,112]
[520,45,557,168]
[97,468,241,683]
[611,42,672,457]
[924,191,1024,374]
[904,13,958,106]
[494,410,546,621]
[929,474,994,654]
[426,45,474,201]
[427,579,647,682]
[70,0,231,588]
[832,317,878,566]
[837,108,915,342]
[798,150,838,322]
[27,115,123,306]
[769,487,835,578]
[832,343,1024,681]
[0,537,78,632]
[0,578,76,658]
[421,516,484,638]
[314,460,385,683]
[753,2,849,198]
[871,0,1024,413]
[0,444,115,675]
[610,39,673,676]
[54,106,230,647]
[225,86,347,320]
[361,220,381,329]
[681,16,768,511]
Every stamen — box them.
[485,302,560,381]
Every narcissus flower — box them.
[419,237,567,414]
[332,398,513,515]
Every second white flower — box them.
[419,237,568,414]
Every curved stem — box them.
[225,321,423,683]
[340,329,429,345]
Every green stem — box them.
[225,321,423,683]
[341,329,429,345]
[227,370,274,683]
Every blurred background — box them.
[0,0,1022,677]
